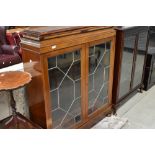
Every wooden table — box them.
[0,71,41,129]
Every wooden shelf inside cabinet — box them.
[21,26,116,129]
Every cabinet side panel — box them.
[108,37,116,108]
[22,49,48,128]
[112,30,124,107]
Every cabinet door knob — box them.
[51,45,57,49]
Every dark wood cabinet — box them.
[21,26,116,128]
[113,26,149,108]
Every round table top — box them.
[0,71,32,91]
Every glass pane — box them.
[48,50,82,128]
[88,42,110,115]
[74,50,81,61]
[50,90,58,110]
[48,68,64,90]
[104,49,110,67]
[57,52,73,73]
[119,35,136,98]
[150,60,155,84]
[68,60,81,80]
[105,67,110,82]
[148,27,155,52]
[133,31,148,88]
[48,57,56,69]
[93,82,109,110]
[88,74,94,92]
[75,79,81,98]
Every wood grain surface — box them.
[0,71,31,90]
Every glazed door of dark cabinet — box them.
[148,27,155,50]
[47,46,83,129]
[87,39,113,116]
[118,34,136,99]
[150,57,155,84]
[132,31,148,88]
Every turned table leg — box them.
[10,90,17,116]
[4,90,19,128]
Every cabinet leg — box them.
[139,88,143,93]
[110,103,117,116]
[139,84,144,93]
[10,90,17,115]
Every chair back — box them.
[0,26,8,45]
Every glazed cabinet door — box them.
[44,38,115,128]
[118,34,136,99]
[87,39,115,116]
[46,46,84,128]
[132,31,148,88]
[150,57,155,85]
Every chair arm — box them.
[1,45,19,55]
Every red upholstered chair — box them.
[6,31,23,58]
[0,26,21,69]
[12,32,23,57]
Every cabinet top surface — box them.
[115,26,149,31]
[22,26,113,41]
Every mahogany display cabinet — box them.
[21,26,116,129]
[143,27,155,90]
[113,26,149,109]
